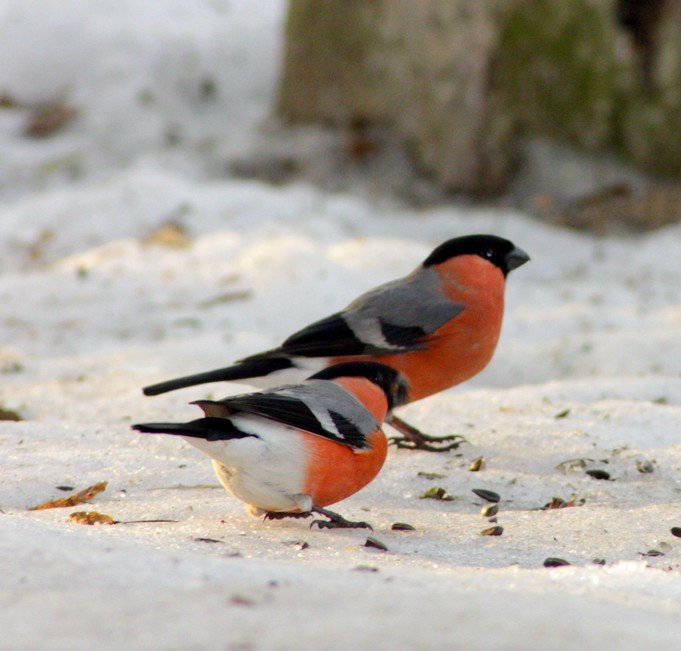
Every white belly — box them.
[182,414,312,513]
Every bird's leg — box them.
[263,511,313,522]
[388,415,467,452]
[309,506,373,530]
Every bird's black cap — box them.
[423,234,530,276]
[309,362,409,411]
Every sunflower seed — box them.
[194,537,222,544]
[417,471,446,480]
[671,527,681,538]
[480,526,503,536]
[543,557,570,567]
[481,504,498,517]
[391,522,415,531]
[472,488,500,503]
[420,486,454,501]
[365,536,388,551]
[585,469,610,480]
[636,460,655,474]
[640,549,664,557]
[469,457,485,472]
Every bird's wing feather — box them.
[275,267,463,358]
[198,381,378,449]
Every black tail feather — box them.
[142,357,293,396]
[132,417,255,441]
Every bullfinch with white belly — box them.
[143,234,529,451]
[133,362,408,529]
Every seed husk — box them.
[481,504,498,517]
[585,469,610,480]
[472,488,500,503]
[365,536,388,551]
[480,526,503,536]
[420,486,454,501]
[469,457,484,472]
[391,522,415,531]
[635,460,654,474]
[68,511,116,525]
[30,481,108,511]
[544,557,570,567]
[194,537,223,544]
[671,527,681,538]
[417,471,446,480]
[592,558,606,565]
[640,549,664,557]
[543,496,566,509]
[554,408,570,419]
[0,407,22,421]
[283,539,309,550]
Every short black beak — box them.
[505,247,530,272]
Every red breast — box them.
[301,376,389,508]
[331,255,506,402]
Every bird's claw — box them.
[309,506,373,530]
[388,415,467,453]
[389,433,467,453]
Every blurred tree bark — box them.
[278,0,681,193]
[278,0,516,193]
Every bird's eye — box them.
[484,248,494,259]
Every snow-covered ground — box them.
[1,2,680,650]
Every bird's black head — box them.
[423,234,530,276]
[309,362,409,411]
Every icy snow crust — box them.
[1,2,680,650]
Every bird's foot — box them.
[310,506,373,530]
[388,415,466,452]
[263,511,312,522]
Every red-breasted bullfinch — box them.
[143,234,529,451]
[133,362,408,529]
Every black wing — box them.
[199,385,374,449]
[264,313,426,358]
[279,313,372,357]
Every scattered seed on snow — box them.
[586,469,611,480]
[469,457,484,472]
[417,471,446,480]
[544,557,571,567]
[283,540,309,550]
[420,486,454,501]
[472,488,500,503]
[230,594,256,607]
[635,460,654,474]
[194,537,223,544]
[364,537,388,551]
[671,527,681,538]
[481,504,498,517]
[391,522,415,531]
[480,526,503,536]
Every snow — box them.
[1,2,680,649]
